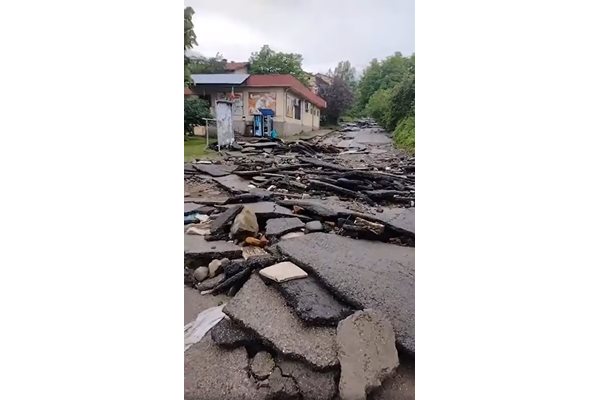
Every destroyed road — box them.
[184,121,415,400]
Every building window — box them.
[305,102,309,113]
[294,99,301,120]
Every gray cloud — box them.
[185,0,414,74]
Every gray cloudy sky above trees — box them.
[184,0,414,74]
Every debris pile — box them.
[184,128,415,400]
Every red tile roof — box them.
[224,62,249,71]
[245,74,327,109]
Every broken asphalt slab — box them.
[193,163,237,177]
[278,359,338,400]
[211,317,259,349]
[337,310,399,400]
[184,235,242,264]
[275,275,354,326]
[185,336,267,400]
[209,204,243,235]
[368,361,415,400]
[223,274,338,370]
[213,174,254,193]
[265,217,305,238]
[277,233,415,353]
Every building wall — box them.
[191,85,323,137]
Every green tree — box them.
[319,76,354,125]
[249,45,309,85]
[184,7,197,86]
[188,53,228,74]
[184,98,211,137]
[334,60,357,89]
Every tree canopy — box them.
[188,53,228,74]
[319,76,354,124]
[184,98,211,136]
[184,7,197,86]
[249,45,309,85]
[333,60,357,89]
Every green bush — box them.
[184,98,211,136]
[393,115,415,154]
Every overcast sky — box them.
[185,0,414,75]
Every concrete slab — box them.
[265,217,305,238]
[184,235,242,264]
[337,310,399,400]
[185,336,267,400]
[223,274,338,369]
[193,163,237,177]
[276,275,354,326]
[259,261,308,283]
[213,174,253,193]
[277,233,415,353]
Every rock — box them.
[245,236,269,247]
[265,217,305,238]
[230,207,259,239]
[243,246,269,259]
[211,317,259,349]
[196,273,224,291]
[337,310,399,400]
[278,359,338,400]
[223,275,338,369]
[267,367,300,399]
[276,275,354,326]
[280,232,305,240]
[209,204,244,235]
[193,267,209,282]
[184,235,243,265]
[208,259,223,278]
[185,336,266,400]
[369,361,415,400]
[250,351,275,380]
[259,261,308,283]
[278,233,414,353]
[305,221,323,232]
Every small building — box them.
[188,73,326,137]
[307,73,333,95]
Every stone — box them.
[223,275,338,369]
[267,367,300,399]
[185,336,267,400]
[369,361,415,400]
[208,259,223,278]
[193,163,237,177]
[196,273,224,291]
[280,232,305,240]
[265,217,305,238]
[276,275,354,326]
[337,310,399,400]
[230,207,259,239]
[250,351,275,380]
[193,267,209,282]
[278,233,414,353]
[305,221,324,232]
[210,204,244,235]
[210,317,259,349]
[245,236,269,247]
[184,235,243,265]
[243,246,269,259]
[278,359,337,400]
[259,261,308,283]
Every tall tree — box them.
[333,60,357,88]
[319,76,354,124]
[184,7,197,86]
[249,45,309,85]
[188,53,228,74]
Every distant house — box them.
[188,73,326,137]
[223,61,250,74]
[307,73,333,95]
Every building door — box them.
[215,100,234,147]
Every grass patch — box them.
[393,115,415,155]
[184,136,217,161]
